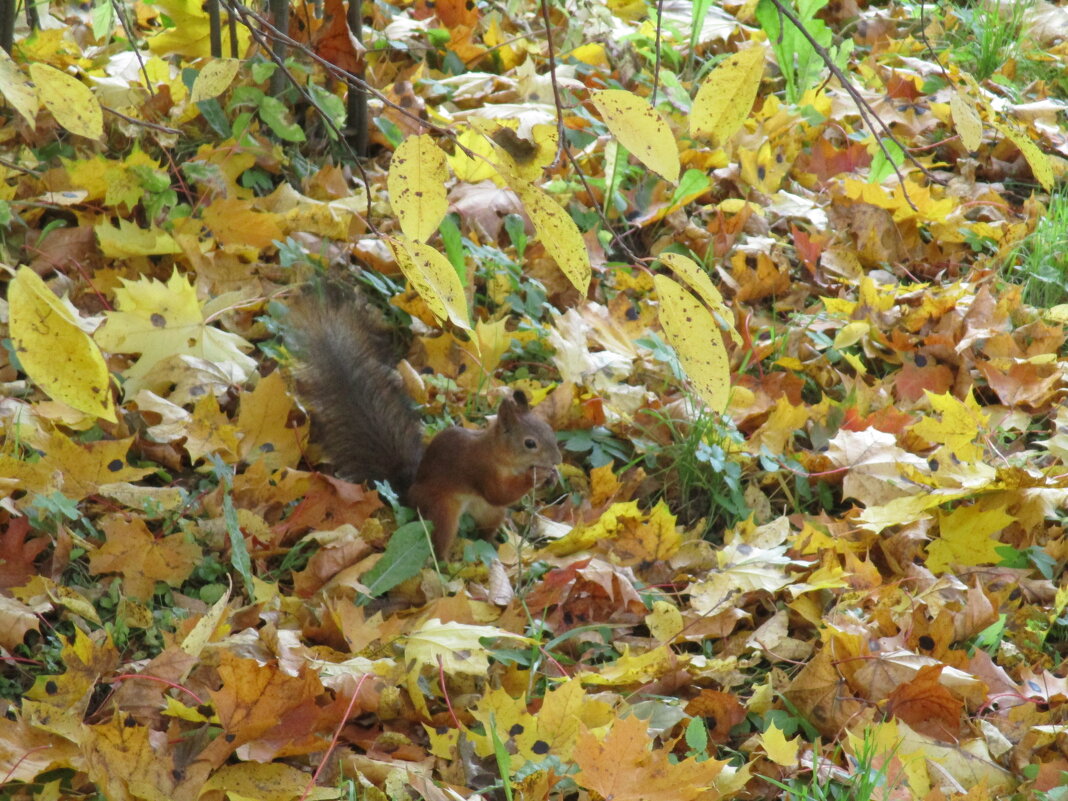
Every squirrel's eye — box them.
[524,437,538,449]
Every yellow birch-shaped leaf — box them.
[389,237,471,330]
[992,121,1054,191]
[690,45,765,146]
[591,89,680,182]
[28,63,103,141]
[8,267,116,422]
[654,274,730,413]
[657,252,740,345]
[0,48,38,128]
[190,58,242,102]
[516,182,591,295]
[950,91,982,152]
[388,134,449,243]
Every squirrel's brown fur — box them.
[288,283,560,557]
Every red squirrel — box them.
[289,284,561,558]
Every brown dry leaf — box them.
[782,646,865,737]
[0,716,81,781]
[89,516,202,601]
[289,0,364,75]
[524,557,647,631]
[272,473,384,544]
[0,516,49,589]
[977,359,1061,412]
[0,593,41,649]
[885,663,964,742]
[574,713,726,801]
[684,690,746,743]
[727,250,791,302]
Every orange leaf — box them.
[573,714,725,801]
[210,651,352,761]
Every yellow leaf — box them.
[654,275,731,413]
[761,722,800,766]
[690,46,765,145]
[572,43,609,67]
[388,134,449,242]
[657,252,739,344]
[927,503,1013,574]
[993,121,1054,191]
[950,91,982,152]
[0,48,38,128]
[516,182,591,295]
[389,237,471,330]
[89,515,202,600]
[95,218,181,257]
[576,644,674,686]
[148,0,250,59]
[190,58,242,102]
[405,618,528,718]
[646,601,683,642]
[448,126,498,183]
[911,390,988,463]
[236,371,306,470]
[833,320,870,349]
[592,89,680,182]
[28,63,103,140]
[8,267,116,422]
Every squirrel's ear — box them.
[498,392,525,430]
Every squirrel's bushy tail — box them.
[288,283,424,492]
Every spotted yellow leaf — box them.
[654,275,731,413]
[388,134,449,243]
[516,182,591,295]
[0,48,38,128]
[592,89,680,182]
[993,121,1054,191]
[28,63,103,140]
[190,58,242,103]
[389,237,471,330]
[950,91,982,152]
[8,267,116,422]
[691,45,765,146]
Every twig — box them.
[111,673,206,706]
[102,105,181,135]
[437,655,461,730]
[651,0,665,105]
[110,0,154,96]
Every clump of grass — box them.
[949,0,1034,82]
[1007,188,1068,308]
[639,407,750,538]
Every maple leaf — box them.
[574,714,726,801]
[886,664,964,742]
[94,269,257,397]
[89,515,202,601]
[927,503,1013,574]
[209,651,352,761]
